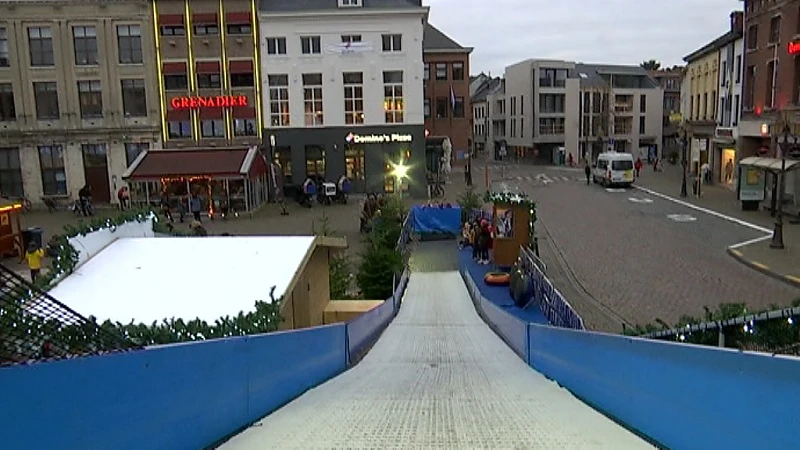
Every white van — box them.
[592,152,635,187]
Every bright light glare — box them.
[391,161,409,179]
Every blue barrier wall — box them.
[347,299,395,360]
[0,325,347,450]
[528,324,800,449]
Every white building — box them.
[715,32,744,188]
[259,0,429,196]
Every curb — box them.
[726,247,800,289]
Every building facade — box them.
[422,24,472,163]
[649,67,684,162]
[471,76,503,156]
[258,0,428,197]
[716,16,744,189]
[0,0,160,204]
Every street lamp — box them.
[770,124,792,249]
[680,127,688,198]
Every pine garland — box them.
[484,190,537,248]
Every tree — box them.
[313,212,355,299]
[640,60,661,71]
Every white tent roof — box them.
[739,157,800,172]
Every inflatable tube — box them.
[484,272,510,286]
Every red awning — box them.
[229,60,253,73]
[123,148,268,180]
[163,62,187,74]
[196,61,220,74]
[159,14,184,26]
[232,106,256,118]
[192,13,218,24]
[226,12,251,24]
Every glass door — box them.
[344,146,366,193]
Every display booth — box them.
[0,201,23,257]
[484,191,536,267]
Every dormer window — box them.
[338,0,361,6]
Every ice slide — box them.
[220,272,652,449]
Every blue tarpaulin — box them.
[411,206,461,234]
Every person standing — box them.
[584,163,591,185]
[189,195,202,222]
[78,184,92,216]
[25,243,46,283]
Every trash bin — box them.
[22,227,43,250]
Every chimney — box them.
[731,11,743,33]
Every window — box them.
[0,28,8,67]
[767,60,776,108]
[735,55,741,83]
[424,98,430,118]
[341,35,362,43]
[0,84,15,121]
[383,71,403,123]
[77,80,103,118]
[266,37,286,55]
[744,65,755,109]
[538,117,565,134]
[194,24,219,35]
[702,92,708,118]
[227,23,252,35]
[230,67,254,88]
[301,36,321,54]
[28,27,54,66]
[747,25,758,50]
[520,95,523,115]
[453,97,464,118]
[160,25,185,36]
[614,117,633,134]
[33,82,59,120]
[423,63,430,81]
[168,120,191,138]
[124,142,149,167]
[38,145,67,196]
[520,118,524,138]
[164,73,188,91]
[121,79,147,117]
[233,118,256,136]
[769,16,781,43]
[511,119,516,137]
[339,0,361,6]
[73,26,98,65]
[305,145,325,177]
[117,25,143,64]
[303,73,323,126]
[539,94,564,113]
[639,116,645,134]
[452,62,464,80]
[381,34,401,52]
[640,94,646,113]
[511,97,516,115]
[733,95,740,124]
[343,72,363,125]
[268,74,290,126]
[0,148,22,197]
[197,72,221,89]
[711,90,716,117]
[201,119,225,138]
[435,63,447,80]
[539,68,568,87]
[435,97,448,119]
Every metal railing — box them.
[640,306,800,355]
[0,264,140,367]
[519,246,584,330]
[395,212,413,255]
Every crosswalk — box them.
[516,175,584,184]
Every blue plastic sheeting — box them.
[410,206,461,234]
[458,248,548,324]
[528,324,800,449]
[346,298,395,361]
[0,325,347,450]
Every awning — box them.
[123,147,268,181]
[739,156,800,173]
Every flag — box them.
[450,84,456,112]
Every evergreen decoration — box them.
[483,190,537,248]
[356,196,406,300]
[313,212,355,299]
[457,187,483,224]
[5,208,284,354]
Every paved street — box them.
[488,163,800,329]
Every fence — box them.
[641,306,800,355]
[519,246,584,330]
[0,264,140,367]
[395,212,413,254]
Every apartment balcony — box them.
[614,103,633,114]
[539,125,565,135]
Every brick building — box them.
[422,24,472,162]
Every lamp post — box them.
[680,126,688,198]
[770,124,791,249]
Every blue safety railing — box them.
[519,246,584,330]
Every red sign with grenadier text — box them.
[170,95,248,110]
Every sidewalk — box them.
[634,164,800,289]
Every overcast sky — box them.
[425,0,741,76]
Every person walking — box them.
[189,195,202,222]
[634,158,643,178]
[584,163,591,185]
[25,242,46,283]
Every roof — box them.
[49,235,347,324]
[123,147,268,180]
[423,23,472,53]
[739,156,800,173]
[259,0,422,12]
[684,30,742,63]
[472,77,504,102]
[573,63,658,89]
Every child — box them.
[471,221,479,261]
[458,222,471,249]
[25,242,46,282]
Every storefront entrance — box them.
[82,144,111,203]
[344,146,366,193]
[719,148,736,186]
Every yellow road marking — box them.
[785,275,800,284]
[751,262,769,270]
[729,249,742,257]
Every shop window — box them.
[383,70,403,123]
[0,147,23,197]
[304,145,325,177]
[117,25,142,64]
[233,118,256,136]
[201,119,225,138]
[73,26,98,66]
[164,73,188,91]
[33,81,59,119]
[303,73,324,126]
[273,147,292,184]
[124,142,149,167]
[268,74,290,126]
[344,147,365,185]
[343,72,364,124]
[77,80,103,118]
[435,96,448,119]
[0,83,15,121]
[121,79,147,117]
[168,120,191,138]
[384,163,395,193]
[197,72,221,89]
[38,145,67,196]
